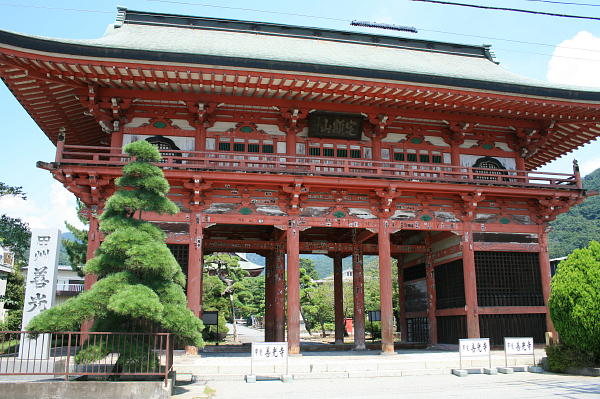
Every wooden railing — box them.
[55,145,583,190]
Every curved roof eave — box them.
[1,28,600,103]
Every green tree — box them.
[0,182,29,331]
[0,182,31,263]
[0,183,26,200]
[201,274,230,342]
[549,167,600,258]
[27,141,203,367]
[548,240,600,367]
[204,253,248,342]
[62,200,89,277]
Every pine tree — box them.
[27,141,203,366]
[63,200,89,277]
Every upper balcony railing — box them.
[54,145,583,190]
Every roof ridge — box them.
[116,7,496,62]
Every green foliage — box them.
[0,182,26,200]
[549,168,600,258]
[0,181,30,262]
[299,258,334,336]
[235,275,265,319]
[62,200,89,277]
[0,309,23,331]
[302,282,334,336]
[0,215,30,263]
[4,264,24,310]
[546,344,598,372]
[27,140,203,350]
[549,241,600,363]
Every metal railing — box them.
[55,283,84,294]
[54,144,583,190]
[0,331,173,385]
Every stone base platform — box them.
[174,348,544,382]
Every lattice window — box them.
[404,264,426,281]
[218,142,231,151]
[262,144,274,153]
[407,317,429,343]
[473,157,508,180]
[167,244,189,277]
[404,280,427,313]
[434,260,465,309]
[145,136,180,163]
[233,143,245,152]
[247,143,260,153]
[437,316,467,344]
[309,147,321,156]
[475,251,543,307]
[479,314,546,346]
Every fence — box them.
[0,331,173,385]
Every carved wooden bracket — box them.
[446,121,474,146]
[364,113,392,139]
[460,190,485,222]
[374,186,402,217]
[186,102,217,129]
[80,85,131,134]
[183,178,212,206]
[278,107,309,133]
[282,182,309,214]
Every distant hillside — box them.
[242,252,373,279]
[549,167,600,258]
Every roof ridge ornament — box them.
[115,7,127,29]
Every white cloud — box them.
[0,181,85,232]
[547,31,600,88]
[581,156,600,177]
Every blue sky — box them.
[1,0,600,230]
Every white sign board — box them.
[504,337,534,355]
[459,338,491,358]
[251,342,288,362]
[19,229,60,359]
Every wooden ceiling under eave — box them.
[1,50,600,168]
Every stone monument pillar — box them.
[19,228,60,359]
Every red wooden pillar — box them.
[81,214,100,334]
[462,224,480,338]
[286,223,301,354]
[372,135,382,161]
[378,219,395,354]
[396,256,407,342]
[286,129,297,157]
[195,125,206,152]
[333,253,345,344]
[274,243,286,342]
[110,129,124,154]
[352,230,366,350]
[264,251,275,342]
[186,215,203,317]
[424,232,437,344]
[450,142,460,167]
[538,227,556,333]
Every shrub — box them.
[546,344,597,373]
[549,241,600,366]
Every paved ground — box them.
[225,323,264,344]
[173,373,599,399]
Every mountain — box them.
[241,252,373,279]
[549,167,600,258]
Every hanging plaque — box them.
[308,112,363,140]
